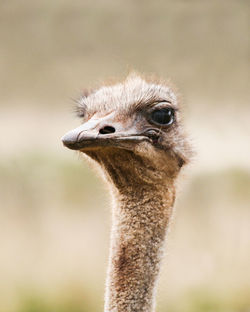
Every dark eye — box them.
[75,103,87,119]
[150,108,175,125]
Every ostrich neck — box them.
[104,179,176,312]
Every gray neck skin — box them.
[98,151,176,312]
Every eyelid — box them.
[148,102,177,112]
[133,100,172,114]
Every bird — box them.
[61,72,192,312]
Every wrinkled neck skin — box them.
[85,146,180,312]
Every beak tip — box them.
[61,133,76,148]
[61,135,68,145]
[61,134,66,141]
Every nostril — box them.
[99,126,116,135]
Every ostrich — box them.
[61,73,192,312]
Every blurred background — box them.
[0,1,249,311]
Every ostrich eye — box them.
[150,108,175,125]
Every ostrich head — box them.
[62,73,191,188]
[62,73,192,311]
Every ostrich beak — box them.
[62,119,100,148]
[61,115,150,151]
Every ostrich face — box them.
[62,74,190,176]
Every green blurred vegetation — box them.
[0,154,249,312]
[0,153,104,211]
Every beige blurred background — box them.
[0,1,249,312]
